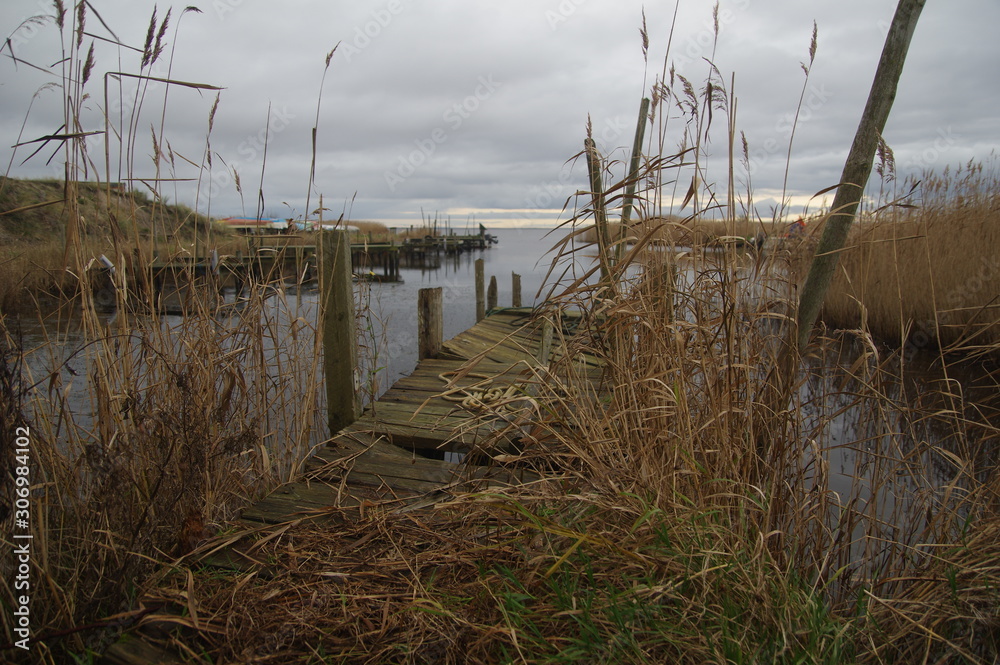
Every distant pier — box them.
[89,230,498,313]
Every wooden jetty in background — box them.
[89,229,499,313]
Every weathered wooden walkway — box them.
[102,307,601,664]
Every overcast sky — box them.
[2,0,997,228]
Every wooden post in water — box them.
[537,318,554,365]
[795,0,924,352]
[321,230,358,435]
[475,258,485,322]
[418,287,443,360]
[487,275,498,312]
[511,272,522,307]
[585,137,612,283]
[619,97,650,264]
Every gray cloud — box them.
[2,0,998,226]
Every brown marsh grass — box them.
[1,4,997,664]
[344,219,391,239]
[120,11,999,665]
[789,162,1000,354]
[582,214,784,247]
[0,5,333,662]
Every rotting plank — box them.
[240,482,347,524]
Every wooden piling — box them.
[537,318,554,365]
[512,272,522,307]
[487,275,498,312]
[418,287,443,360]
[321,230,359,435]
[475,258,485,322]
[585,137,611,283]
[619,97,650,264]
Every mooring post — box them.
[418,287,443,360]
[487,275,498,312]
[511,272,522,307]
[537,318,554,365]
[475,258,485,322]
[585,137,612,283]
[321,230,358,435]
[619,97,651,265]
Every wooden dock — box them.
[226,307,601,525]
[90,232,500,313]
[101,307,602,664]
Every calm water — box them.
[8,229,995,528]
[359,227,567,392]
[5,228,568,452]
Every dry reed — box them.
[0,6,332,662]
[119,15,999,663]
[2,4,997,664]
[582,214,784,248]
[789,161,1000,355]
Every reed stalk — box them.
[0,8,334,661]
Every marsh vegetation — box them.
[0,2,997,664]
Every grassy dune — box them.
[0,178,216,311]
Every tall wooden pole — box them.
[758,0,926,472]
[511,272,522,308]
[321,230,358,435]
[619,97,650,263]
[585,137,611,283]
[795,0,925,351]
